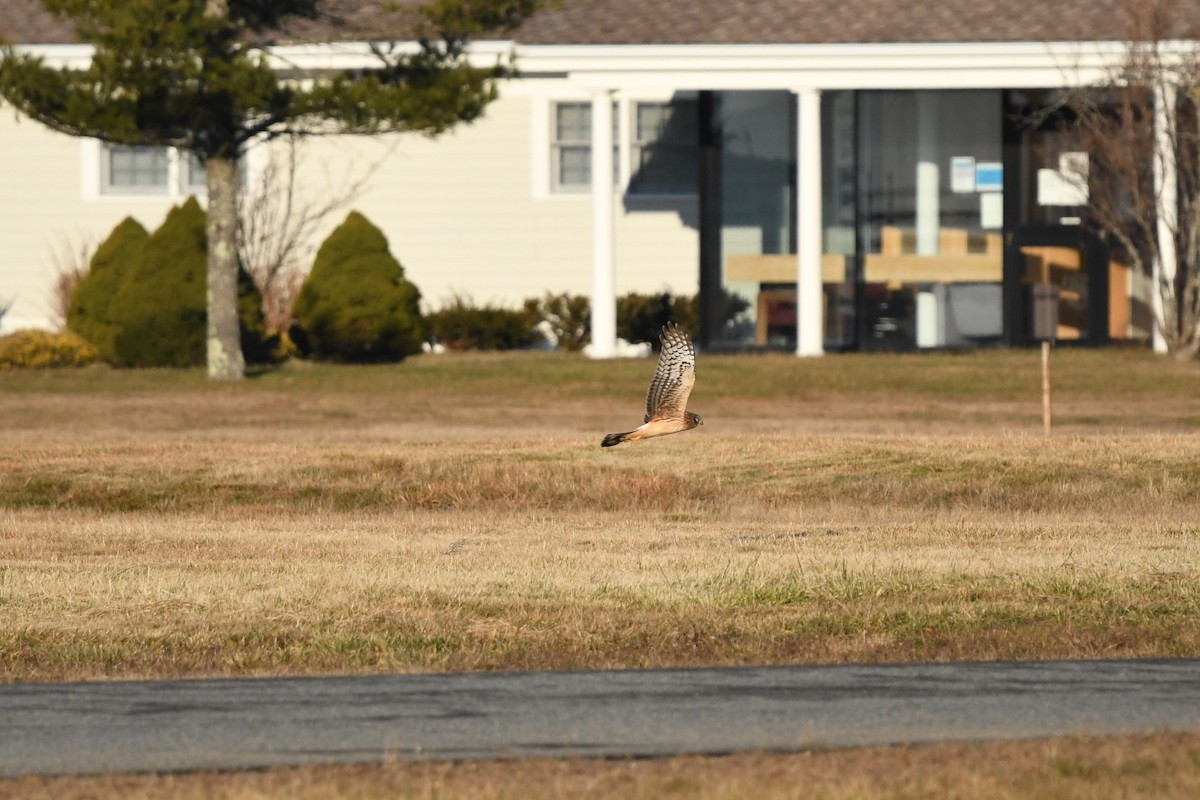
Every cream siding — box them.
[283,88,699,311]
[1,83,701,334]
[0,112,180,333]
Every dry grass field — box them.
[1,346,1199,795]
[7,733,1200,800]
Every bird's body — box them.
[601,323,702,447]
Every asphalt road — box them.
[2,659,1199,777]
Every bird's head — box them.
[687,412,704,427]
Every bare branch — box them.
[1054,0,1200,358]
[238,135,395,332]
[44,231,95,331]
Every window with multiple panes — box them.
[98,144,211,195]
[550,99,699,195]
[551,102,619,192]
[104,145,170,193]
[630,100,699,195]
[184,151,208,191]
[551,102,592,191]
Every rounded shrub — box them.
[103,199,271,368]
[66,217,150,360]
[292,211,425,362]
[0,329,100,369]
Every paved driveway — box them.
[2,658,1198,776]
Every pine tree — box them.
[0,0,540,378]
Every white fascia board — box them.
[7,43,94,68]
[514,41,1147,90]
[260,40,516,71]
[7,40,515,72]
[13,38,1198,89]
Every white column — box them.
[916,91,941,256]
[1153,80,1177,355]
[796,87,824,357]
[589,89,617,359]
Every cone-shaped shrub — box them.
[105,198,270,368]
[109,199,209,367]
[293,211,425,362]
[67,217,149,360]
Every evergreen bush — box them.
[0,329,100,369]
[109,199,208,367]
[66,217,149,360]
[292,211,425,362]
[514,291,699,352]
[100,199,271,368]
[427,294,540,350]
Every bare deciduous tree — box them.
[1054,0,1200,358]
[238,137,381,333]
[46,232,95,330]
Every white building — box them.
[0,0,1181,353]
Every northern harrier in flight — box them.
[601,323,703,447]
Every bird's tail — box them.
[600,431,633,448]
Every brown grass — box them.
[3,349,1200,793]
[5,733,1200,799]
[1,349,1199,681]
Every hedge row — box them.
[63,203,716,367]
[425,291,702,352]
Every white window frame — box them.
[548,100,621,195]
[81,140,259,202]
[550,100,592,193]
[100,144,172,196]
[534,92,699,200]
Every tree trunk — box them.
[205,153,246,380]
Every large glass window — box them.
[630,100,699,195]
[707,89,1004,351]
[714,90,857,351]
[857,90,1004,350]
[821,90,858,350]
[1006,88,1154,345]
[716,91,794,347]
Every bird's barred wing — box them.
[644,323,697,422]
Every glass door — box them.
[1003,90,1111,344]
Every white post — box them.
[589,89,617,359]
[915,92,942,349]
[1153,80,1177,355]
[916,91,941,257]
[796,87,824,357]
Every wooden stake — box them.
[1041,340,1052,435]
